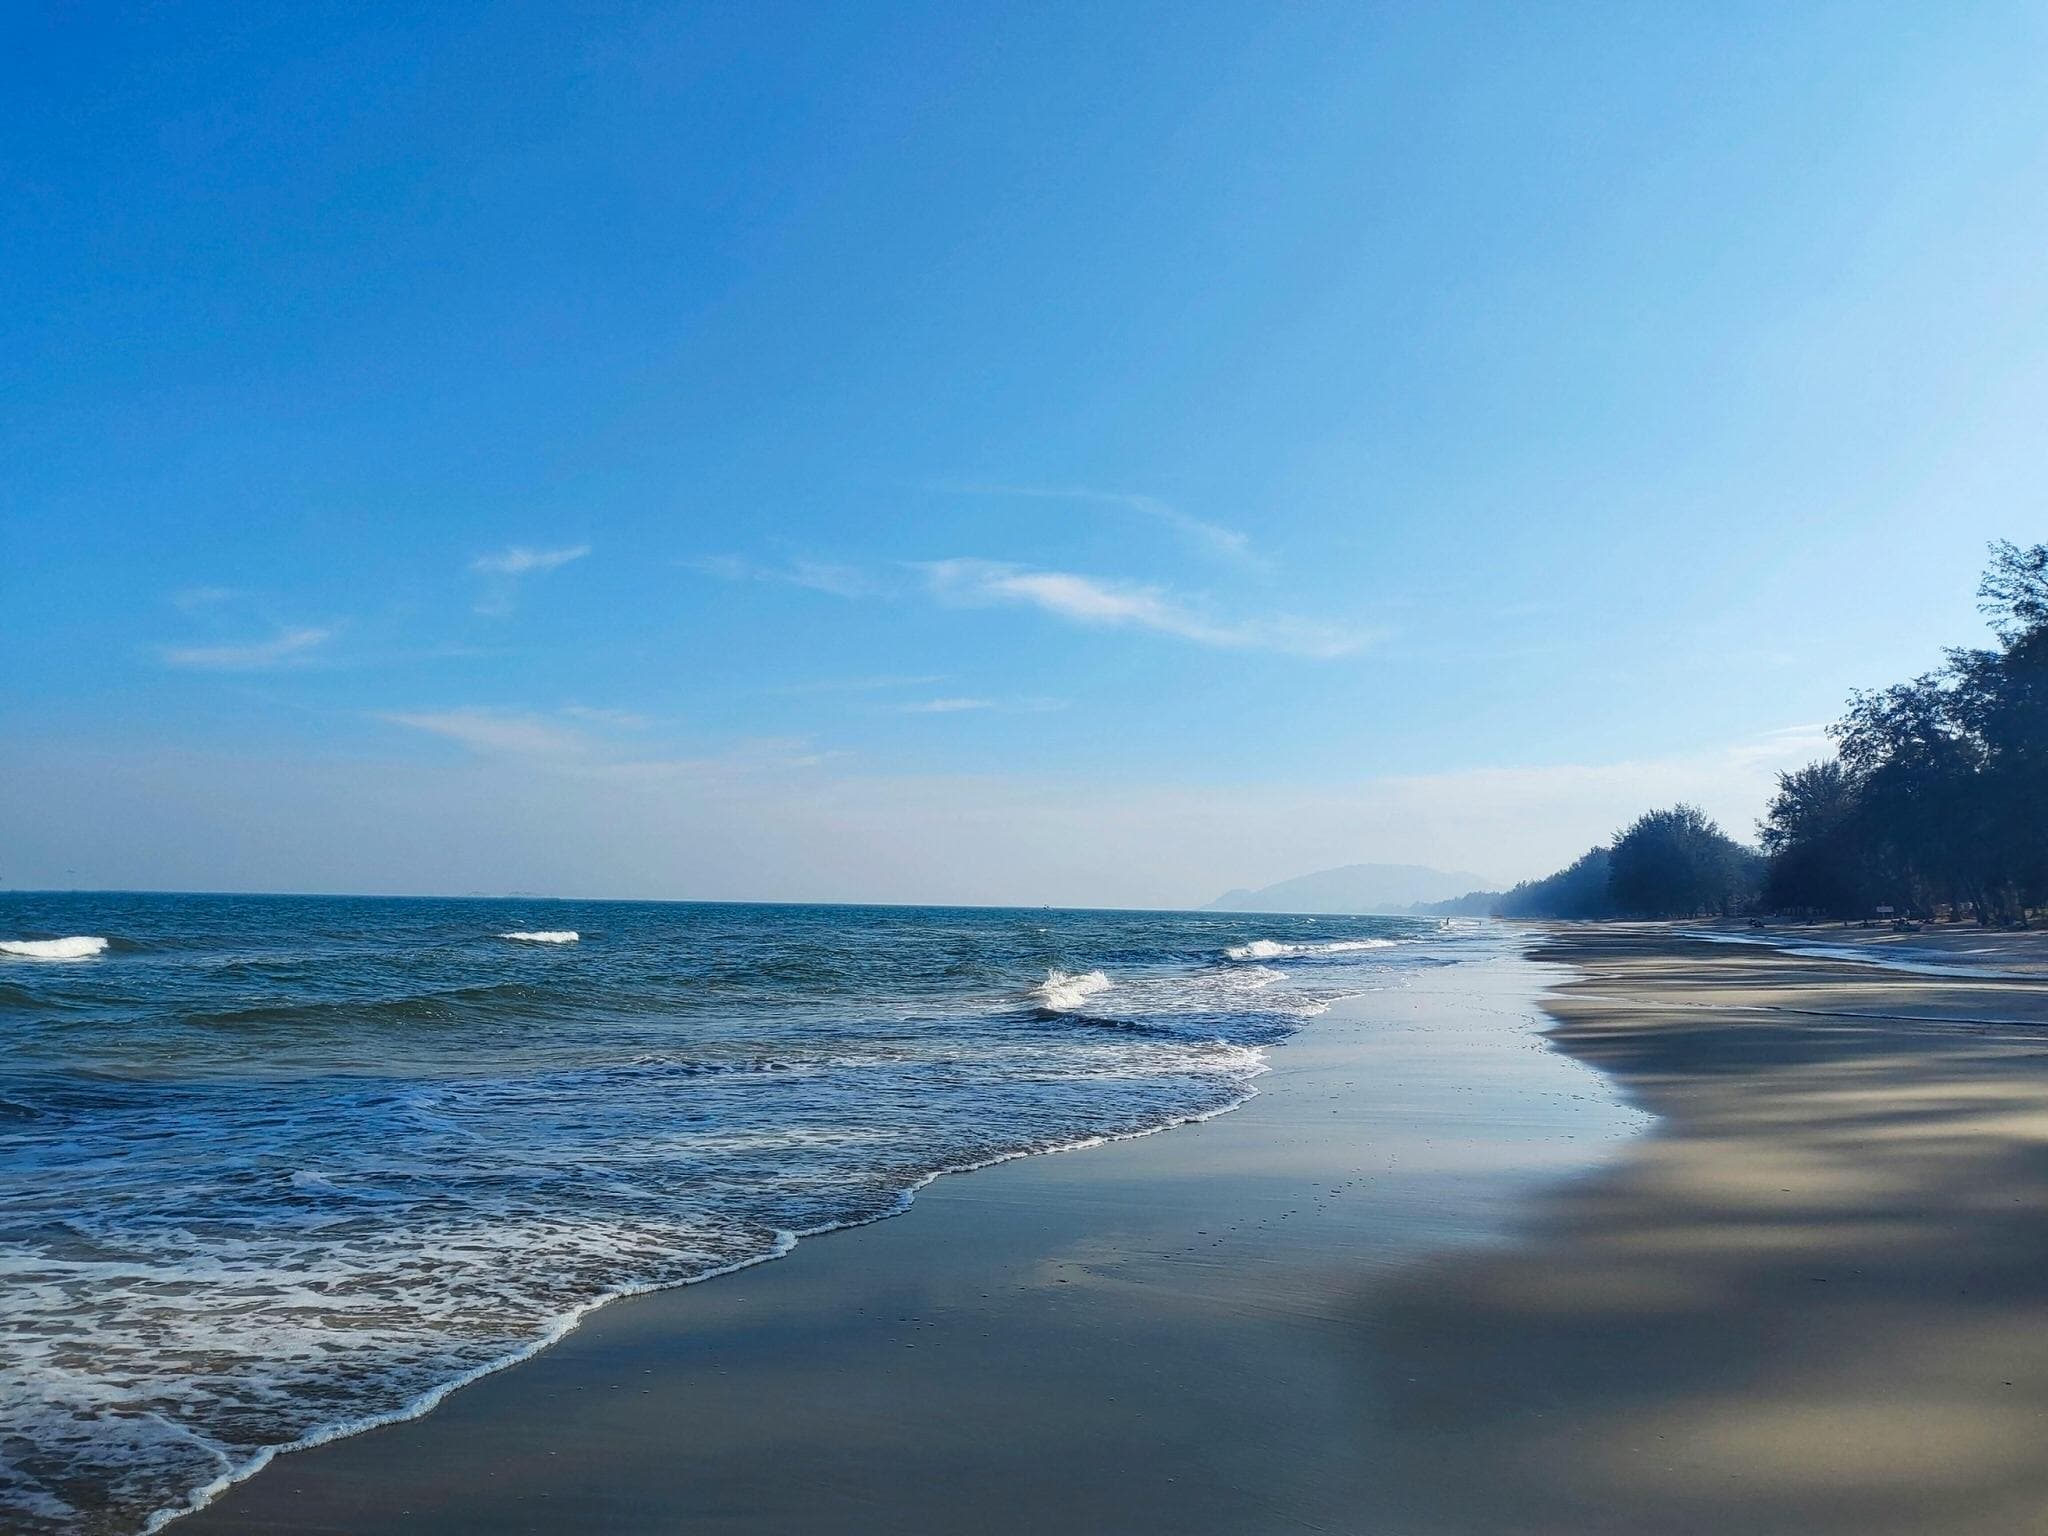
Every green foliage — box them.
[1467,810,1762,921]
[1493,845,1615,919]
[1759,541,2048,922]
[1433,544,2045,926]
[1608,805,1763,918]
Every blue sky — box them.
[5,2,2047,904]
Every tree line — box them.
[1422,541,2047,926]
[1759,540,2046,924]
[1425,805,1762,921]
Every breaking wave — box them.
[1223,937,1398,961]
[1029,968,1113,1011]
[499,931,579,945]
[0,936,110,961]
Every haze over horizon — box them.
[7,4,2047,907]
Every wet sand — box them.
[1682,917,2048,977]
[178,928,2048,1535]
[1366,926,2048,1534]
[174,949,1639,1534]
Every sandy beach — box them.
[177,927,2048,1535]
[1365,926,2048,1534]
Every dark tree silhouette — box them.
[1608,805,1761,918]
[1422,544,2046,926]
[1759,541,2048,923]
[1760,761,1867,914]
[1492,846,1615,919]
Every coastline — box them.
[176,925,2048,1535]
[176,945,1641,1534]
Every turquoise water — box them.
[0,892,1490,1533]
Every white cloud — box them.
[918,559,1370,658]
[896,697,994,714]
[470,544,589,615]
[1726,722,1832,767]
[381,709,593,759]
[161,626,334,670]
[471,545,590,577]
[934,483,1257,564]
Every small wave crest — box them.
[499,931,579,945]
[1223,937,1397,962]
[1029,968,1111,1012]
[0,937,110,961]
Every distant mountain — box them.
[1204,862,1497,915]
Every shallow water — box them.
[0,893,1496,1534]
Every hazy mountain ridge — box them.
[1204,862,1496,915]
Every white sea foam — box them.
[1224,937,1398,961]
[0,936,109,960]
[0,903,1460,1536]
[133,1079,1280,1536]
[499,931,579,944]
[1030,968,1113,1011]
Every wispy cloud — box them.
[895,697,994,714]
[1727,723,1832,767]
[684,555,880,598]
[933,483,1257,564]
[381,706,835,782]
[471,545,590,578]
[381,709,593,758]
[471,544,589,615]
[161,626,335,670]
[918,559,1369,658]
[891,695,1068,716]
[686,548,1368,657]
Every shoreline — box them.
[1672,918,2048,980]
[144,1073,1266,1535]
[175,925,2048,1534]
[177,944,1640,1534]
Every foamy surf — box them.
[0,936,109,960]
[1030,968,1112,1011]
[1224,937,1398,961]
[500,931,579,944]
[0,893,1452,1536]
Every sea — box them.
[0,892,1496,1535]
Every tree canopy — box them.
[1760,541,2048,923]
[1431,809,1761,921]
[1609,805,1762,918]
